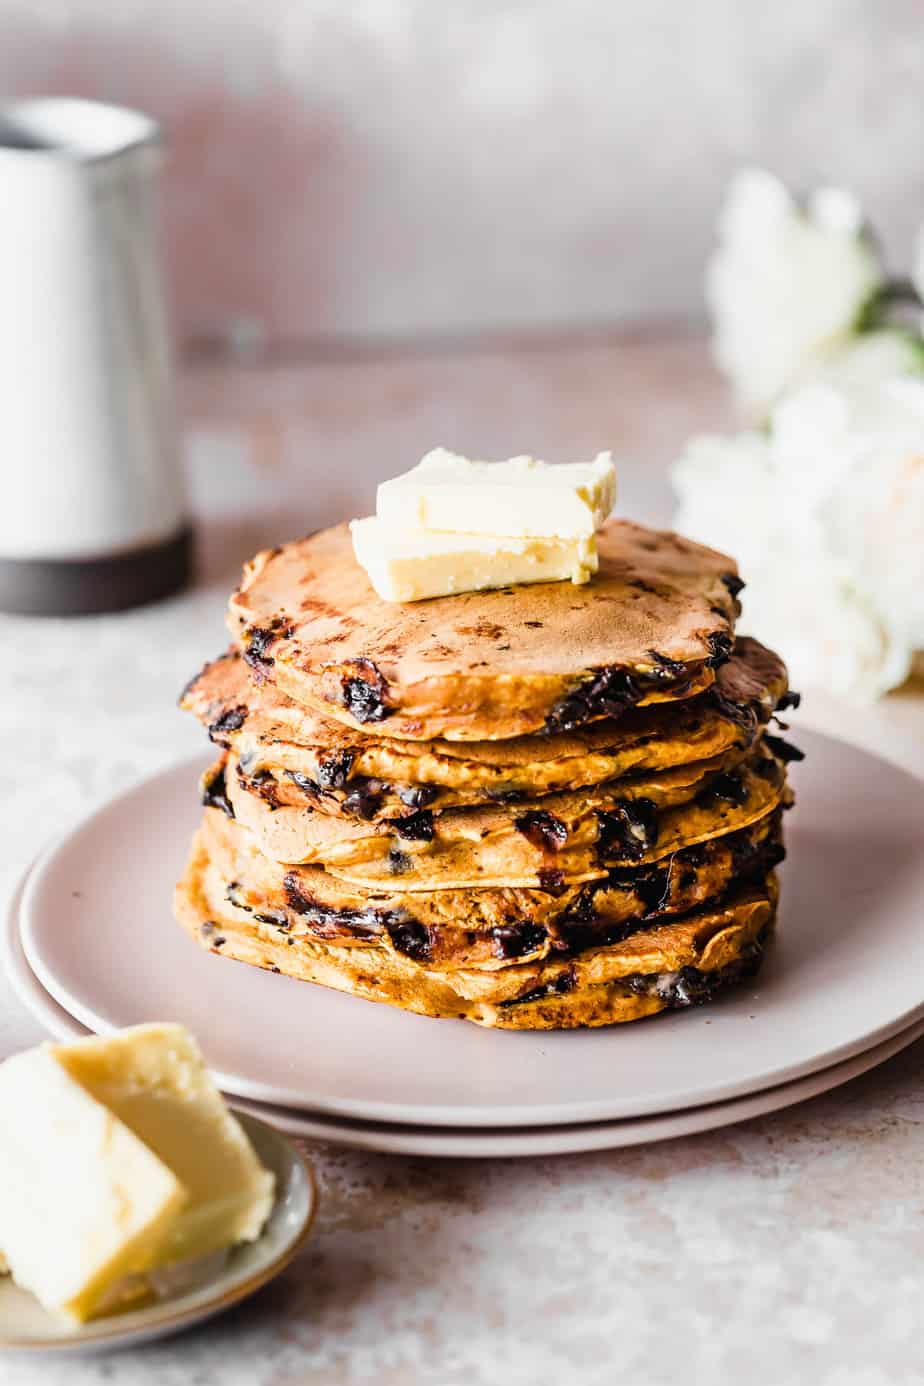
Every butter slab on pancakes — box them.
[350,449,616,598]
[350,519,598,599]
[375,448,618,539]
[227,519,741,742]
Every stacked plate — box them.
[6,730,924,1158]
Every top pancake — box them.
[227,519,741,742]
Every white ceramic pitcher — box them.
[0,97,190,614]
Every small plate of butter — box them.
[0,1024,317,1353]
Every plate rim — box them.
[228,1013,924,1156]
[14,733,924,1127]
[3,860,76,1042]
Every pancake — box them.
[217,740,787,889]
[220,742,739,864]
[226,519,741,741]
[175,830,777,1029]
[195,801,784,972]
[181,637,789,820]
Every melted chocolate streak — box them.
[537,868,568,896]
[393,810,435,842]
[543,627,738,735]
[705,631,734,668]
[283,766,435,822]
[397,783,439,809]
[514,810,569,852]
[245,768,281,809]
[500,969,577,1008]
[286,770,386,823]
[492,921,549,960]
[286,770,328,801]
[342,781,386,819]
[596,797,659,863]
[763,733,805,764]
[202,763,234,819]
[544,665,676,735]
[697,771,750,808]
[243,618,293,675]
[316,749,357,789]
[207,705,247,746]
[340,660,391,724]
[709,687,759,735]
[283,871,408,942]
[284,761,389,821]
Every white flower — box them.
[672,376,924,700]
[738,553,912,703]
[707,168,882,413]
[786,329,924,401]
[671,429,776,565]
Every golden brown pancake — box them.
[226,519,741,741]
[181,636,789,819]
[174,497,802,1030]
[194,802,784,972]
[220,745,734,865]
[175,828,777,1029]
[214,741,787,889]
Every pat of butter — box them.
[351,516,596,602]
[0,1025,274,1322]
[376,448,616,540]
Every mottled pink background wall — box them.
[5,1,924,347]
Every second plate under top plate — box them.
[19,729,924,1128]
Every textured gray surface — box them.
[2,336,924,1384]
[4,1,924,341]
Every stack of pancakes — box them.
[175,520,801,1029]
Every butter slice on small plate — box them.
[0,1114,317,1355]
